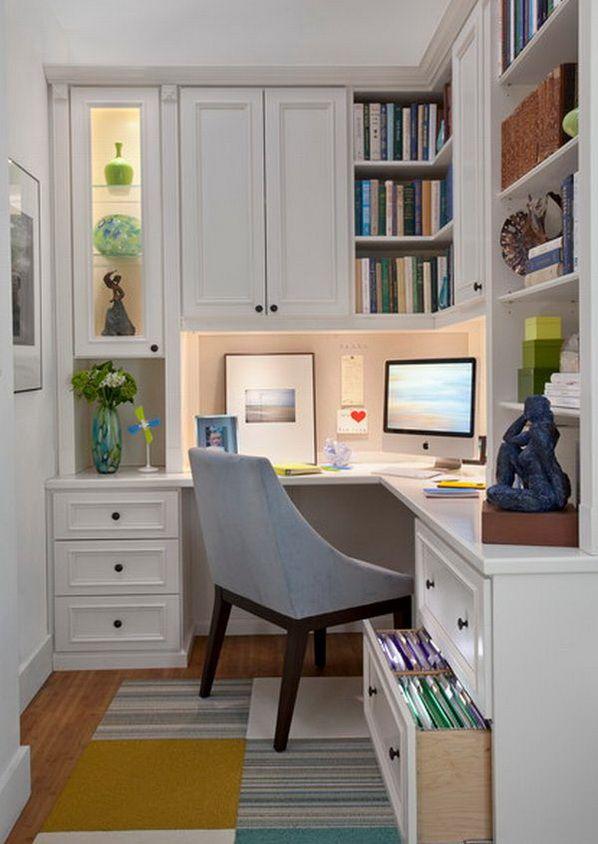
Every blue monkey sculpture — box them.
[487,395,571,512]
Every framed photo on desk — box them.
[225,353,316,464]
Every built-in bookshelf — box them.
[352,88,454,318]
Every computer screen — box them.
[384,358,476,438]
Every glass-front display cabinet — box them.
[71,88,163,357]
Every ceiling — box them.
[46,0,453,67]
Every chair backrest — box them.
[189,447,348,618]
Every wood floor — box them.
[7,633,362,844]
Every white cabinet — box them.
[181,86,349,324]
[452,4,485,305]
[264,88,349,317]
[180,88,266,318]
[70,88,164,357]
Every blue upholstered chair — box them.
[189,447,413,751]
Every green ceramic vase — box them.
[562,107,579,140]
[104,142,134,186]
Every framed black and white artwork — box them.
[9,159,41,392]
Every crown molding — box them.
[44,0,474,91]
[420,0,479,88]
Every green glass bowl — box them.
[93,214,142,257]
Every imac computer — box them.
[382,357,478,470]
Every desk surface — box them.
[47,464,594,576]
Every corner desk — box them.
[46,465,598,843]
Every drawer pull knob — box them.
[368,685,377,697]
[113,619,123,629]
[269,304,278,313]
[425,578,435,590]
[473,282,483,292]
[114,563,124,573]
[388,746,400,762]
[457,617,469,630]
[255,304,264,313]
[111,512,121,521]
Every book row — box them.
[501,63,577,189]
[354,174,452,237]
[353,86,451,162]
[398,674,487,731]
[501,0,565,72]
[355,254,453,315]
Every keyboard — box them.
[376,466,442,480]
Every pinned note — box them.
[341,355,364,407]
[337,407,368,434]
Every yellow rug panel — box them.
[43,739,245,832]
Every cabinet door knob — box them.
[113,619,123,629]
[388,746,400,762]
[269,304,278,313]
[457,617,469,630]
[114,563,124,573]
[111,512,120,521]
[473,282,483,292]
[150,343,159,353]
[255,304,264,313]
[425,578,435,590]
[368,685,377,697]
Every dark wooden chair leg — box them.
[200,585,232,698]
[314,628,326,668]
[274,624,309,752]
[393,594,412,629]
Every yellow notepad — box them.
[273,463,323,477]
[436,480,486,489]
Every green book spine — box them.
[378,184,386,235]
[363,104,370,160]
[381,259,391,313]
[431,258,438,313]
[403,184,415,236]
[390,260,398,312]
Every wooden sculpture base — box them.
[482,501,578,547]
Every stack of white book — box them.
[525,237,563,288]
[544,372,580,409]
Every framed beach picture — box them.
[225,353,316,464]
[9,160,41,392]
[196,415,238,454]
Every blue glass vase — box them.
[91,406,122,474]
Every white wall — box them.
[0,0,31,837]
[6,0,68,709]
[48,0,450,67]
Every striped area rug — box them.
[37,678,401,844]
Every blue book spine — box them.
[410,103,418,160]
[394,107,402,160]
[354,181,363,236]
[561,174,574,274]
[526,249,562,272]
[362,180,371,236]
[369,258,377,313]
[387,104,394,163]
[423,104,429,161]
[414,180,422,236]
[380,104,387,161]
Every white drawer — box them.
[415,521,492,716]
[363,622,492,844]
[54,595,180,652]
[54,539,180,595]
[53,491,179,539]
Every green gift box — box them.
[518,368,555,402]
[522,339,562,369]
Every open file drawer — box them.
[363,620,492,844]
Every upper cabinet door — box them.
[452,5,485,305]
[180,88,266,320]
[264,88,350,317]
[71,88,163,357]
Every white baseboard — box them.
[53,648,190,670]
[0,746,30,842]
[19,634,52,712]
